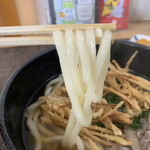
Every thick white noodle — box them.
[96,30,112,77]
[95,28,102,38]
[53,31,91,126]
[25,100,46,117]
[37,123,56,137]
[53,29,112,149]
[65,30,84,104]
[27,111,42,150]
[44,86,52,96]
[26,75,64,150]
[85,29,96,68]
[42,135,63,143]
[62,110,76,146]
[85,29,100,95]
[75,29,95,121]
[95,30,112,101]
[44,74,63,96]
[96,51,110,100]
[76,136,85,150]
[75,30,99,104]
[69,122,82,147]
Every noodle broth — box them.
[22,75,60,150]
[22,77,97,150]
[23,74,91,150]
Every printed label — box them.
[53,0,95,24]
[99,0,130,30]
[77,0,93,21]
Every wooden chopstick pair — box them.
[0,24,116,46]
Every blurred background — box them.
[0,0,150,39]
[0,0,149,25]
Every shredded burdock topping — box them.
[105,51,150,116]
[39,87,132,149]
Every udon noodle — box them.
[26,28,150,150]
[53,29,112,149]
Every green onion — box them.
[97,122,105,128]
[113,121,124,130]
[129,111,148,130]
[104,93,125,112]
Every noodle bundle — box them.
[53,29,112,149]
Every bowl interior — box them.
[0,40,150,150]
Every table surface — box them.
[0,21,150,149]
[114,21,150,39]
[0,45,50,149]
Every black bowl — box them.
[0,40,150,150]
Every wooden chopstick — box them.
[0,24,116,46]
[0,36,106,46]
[0,36,54,46]
[0,24,116,36]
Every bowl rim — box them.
[0,46,56,150]
[0,40,149,150]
